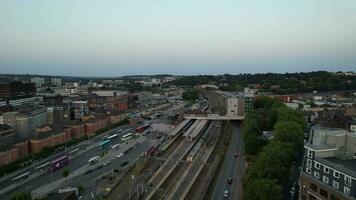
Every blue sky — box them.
[0,0,355,76]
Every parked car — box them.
[103,161,110,166]
[117,153,124,158]
[223,190,229,198]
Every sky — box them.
[0,0,355,76]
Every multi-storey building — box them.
[299,124,356,200]
[0,82,36,101]
[50,78,62,87]
[72,101,89,119]
[30,77,45,87]
[1,107,48,139]
[244,88,255,113]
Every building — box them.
[0,82,36,101]
[0,96,43,108]
[51,78,62,87]
[92,90,127,97]
[217,92,245,117]
[1,107,48,139]
[72,101,89,119]
[244,88,255,113]
[30,77,45,87]
[299,124,356,200]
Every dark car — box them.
[234,152,238,157]
[120,161,129,167]
[226,177,233,184]
[84,169,93,175]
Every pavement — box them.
[211,122,244,200]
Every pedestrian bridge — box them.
[184,114,245,120]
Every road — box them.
[1,126,134,199]
[0,102,187,199]
[211,122,244,200]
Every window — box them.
[314,171,320,179]
[323,176,329,184]
[333,181,339,189]
[319,188,328,198]
[323,166,329,174]
[310,183,318,192]
[333,171,340,178]
[307,150,313,158]
[344,176,352,187]
[306,168,312,174]
[307,159,312,168]
[314,162,320,169]
[330,194,340,200]
[344,187,350,196]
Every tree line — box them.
[171,71,356,94]
[242,97,306,200]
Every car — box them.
[234,152,238,157]
[103,161,110,166]
[226,177,233,184]
[117,153,124,158]
[223,190,229,198]
[84,169,93,175]
[120,161,129,167]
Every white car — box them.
[223,190,229,198]
[117,153,124,158]
[103,161,110,166]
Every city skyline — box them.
[1,0,356,76]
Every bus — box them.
[50,155,69,172]
[121,133,133,142]
[107,133,119,140]
[88,156,100,165]
[98,140,111,149]
[11,171,31,182]
[112,143,120,149]
[135,124,150,133]
[34,162,50,173]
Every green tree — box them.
[62,168,69,178]
[11,192,32,200]
[243,179,283,200]
[182,89,199,101]
[274,120,304,154]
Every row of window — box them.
[309,182,345,200]
[306,158,352,187]
[306,168,351,196]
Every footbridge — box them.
[184,114,245,120]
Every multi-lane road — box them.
[211,122,244,200]
[0,102,186,200]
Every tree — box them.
[274,121,304,154]
[62,168,69,178]
[11,192,32,200]
[182,89,199,101]
[243,179,283,200]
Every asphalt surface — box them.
[211,122,244,200]
[1,126,134,199]
[1,102,186,200]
